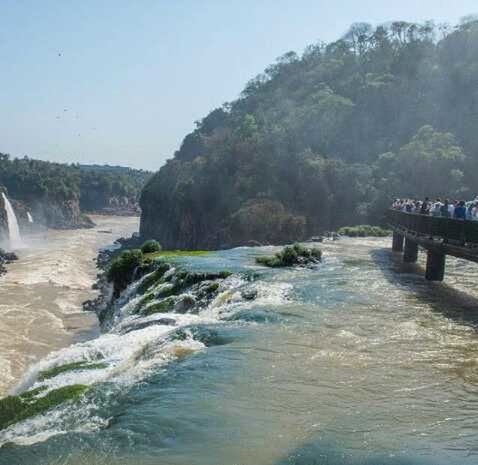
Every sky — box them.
[1,1,477,171]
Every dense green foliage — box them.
[107,249,143,293]
[141,239,162,254]
[77,164,152,212]
[0,154,79,202]
[0,154,151,218]
[338,225,391,237]
[141,19,478,249]
[0,384,87,430]
[256,243,322,267]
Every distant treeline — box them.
[0,153,152,213]
[141,18,478,248]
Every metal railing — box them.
[387,209,478,244]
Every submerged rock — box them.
[0,384,87,431]
[143,297,176,315]
[174,295,196,313]
[121,317,177,334]
[241,288,258,301]
[132,265,232,317]
[37,361,107,381]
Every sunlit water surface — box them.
[1,237,478,465]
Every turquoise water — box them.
[1,238,478,465]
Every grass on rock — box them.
[143,250,209,260]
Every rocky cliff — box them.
[1,190,93,237]
[27,197,94,230]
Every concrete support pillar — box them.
[392,232,404,252]
[403,238,419,263]
[425,250,445,281]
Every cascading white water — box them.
[2,192,23,249]
[27,212,34,223]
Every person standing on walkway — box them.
[440,199,450,218]
[454,200,466,220]
[420,197,430,215]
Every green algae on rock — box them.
[133,265,233,317]
[137,262,171,294]
[142,297,177,316]
[0,384,87,431]
[38,361,107,381]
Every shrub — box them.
[309,247,322,260]
[281,245,298,266]
[107,249,143,293]
[141,239,162,254]
[337,225,390,237]
[256,243,322,268]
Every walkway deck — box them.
[387,209,478,280]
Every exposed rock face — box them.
[139,186,306,250]
[28,198,94,229]
[139,198,203,249]
[14,196,93,230]
[0,189,94,257]
[0,191,93,236]
[80,195,140,216]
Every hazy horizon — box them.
[1,0,477,171]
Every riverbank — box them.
[0,215,138,396]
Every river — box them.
[0,215,139,396]
[1,237,478,464]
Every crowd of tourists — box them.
[391,197,478,220]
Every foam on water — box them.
[4,239,478,464]
[0,259,293,447]
[0,216,139,397]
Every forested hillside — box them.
[0,154,151,229]
[77,164,152,213]
[140,19,478,249]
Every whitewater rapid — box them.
[0,215,139,396]
[2,238,478,465]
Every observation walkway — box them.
[387,209,478,281]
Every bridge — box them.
[387,209,478,281]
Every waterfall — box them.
[2,192,23,249]
[27,212,34,223]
